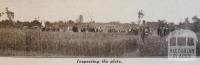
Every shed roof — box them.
[167,29,198,41]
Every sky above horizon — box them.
[0,0,200,23]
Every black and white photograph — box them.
[0,0,200,65]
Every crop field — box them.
[0,28,199,57]
[0,28,140,57]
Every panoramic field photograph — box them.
[0,0,200,58]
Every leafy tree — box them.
[67,20,74,24]
[191,16,200,32]
[5,8,14,22]
[30,20,42,27]
[45,21,51,26]
[0,19,13,27]
[184,17,190,23]
[138,10,144,24]
[76,15,84,23]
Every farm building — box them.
[43,22,134,33]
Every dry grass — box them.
[0,28,140,57]
[1,28,199,57]
[141,36,168,57]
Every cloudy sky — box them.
[0,0,200,23]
